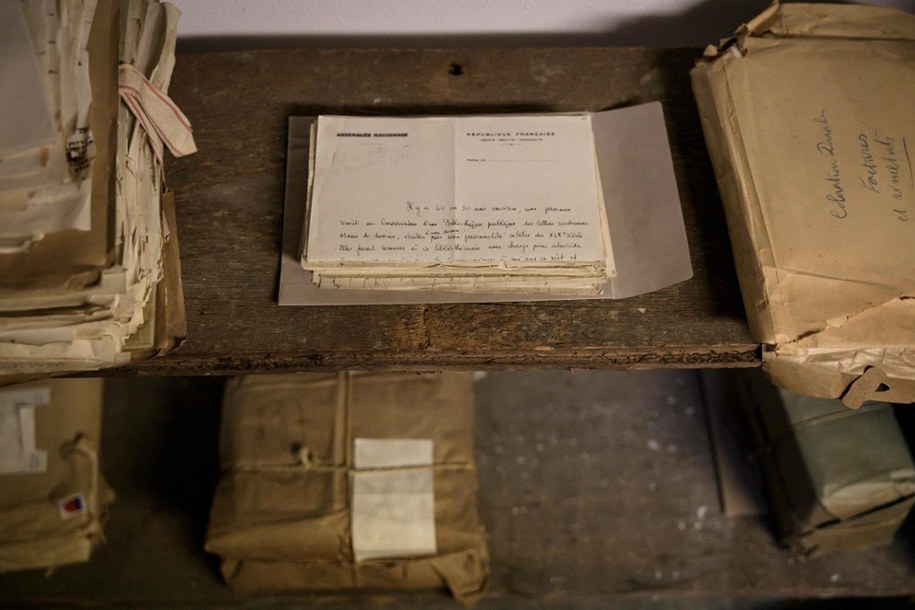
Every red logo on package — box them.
[58,493,86,519]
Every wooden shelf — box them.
[2,372,913,607]
[138,48,756,375]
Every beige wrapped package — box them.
[0,379,113,572]
[691,3,915,406]
[206,372,488,605]
[740,376,915,555]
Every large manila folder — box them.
[691,3,915,405]
[0,379,113,572]
[206,372,488,604]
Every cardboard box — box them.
[0,379,113,572]
[206,372,488,605]
[691,3,915,406]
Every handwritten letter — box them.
[304,115,610,270]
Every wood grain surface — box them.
[139,47,756,374]
[3,372,913,606]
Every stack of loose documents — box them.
[0,0,195,376]
[301,114,616,295]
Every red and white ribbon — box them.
[118,63,197,164]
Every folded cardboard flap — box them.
[150,191,188,354]
[691,2,915,403]
[206,372,488,605]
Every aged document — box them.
[0,0,195,375]
[302,114,615,294]
[690,2,915,401]
[0,0,97,251]
[282,103,692,305]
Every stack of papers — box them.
[0,0,96,254]
[301,115,616,295]
[0,0,195,376]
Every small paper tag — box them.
[354,438,433,468]
[58,493,87,520]
[351,438,437,562]
[0,387,50,475]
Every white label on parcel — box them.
[351,438,437,562]
[0,387,50,475]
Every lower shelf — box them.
[2,371,914,607]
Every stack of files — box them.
[0,0,195,376]
[0,379,113,572]
[300,114,616,295]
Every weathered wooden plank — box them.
[139,48,755,373]
[3,373,913,606]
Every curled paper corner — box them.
[118,63,197,165]
[698,1,780,61]
[782,295,915,350]
[743,1,782,38]
[841,367,915,410]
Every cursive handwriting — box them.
[814,110,847,219]
[875,133,903,201]
[335,200,591,261]
[857,133,879,193]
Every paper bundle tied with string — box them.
[0,378,113,572]
[740,376,915,556]
[205,372,488,605]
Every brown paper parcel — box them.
[0,378,113,572]
[691,3,915,405]
[740,375,915,556]
[205,372,488,604]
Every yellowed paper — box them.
[691,2,915,401]
[0,0,192,376]
[281,103,693,304]
[302,114,615,294]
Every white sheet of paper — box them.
[279,102,693,305]
[351,438,437,562]
[305,115,610,270]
